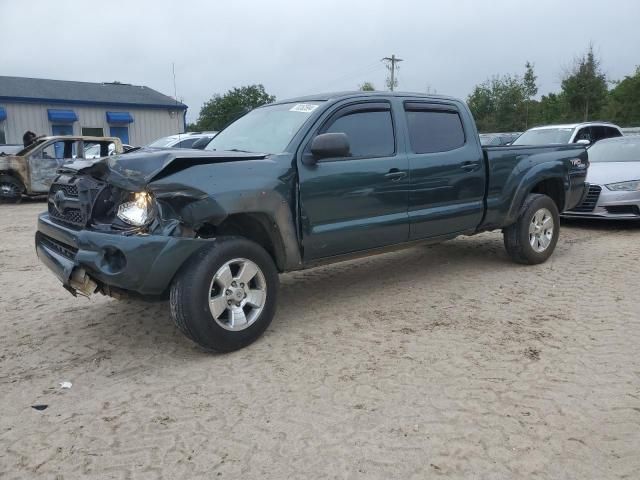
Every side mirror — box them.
[576,139,591,145]
[310,133,350,160]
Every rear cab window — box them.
[403,102,466,154]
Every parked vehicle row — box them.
[563,136,640,220]
[513,122,623,146]
[34,91,589,352]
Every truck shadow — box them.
[72,235,513,356]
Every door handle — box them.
[385,168,407,181]
[460,161,480,171]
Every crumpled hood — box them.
[587,161,640,186]
[60,147,268,190]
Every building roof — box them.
[0,76,187,110]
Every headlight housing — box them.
[605,180,640,192]
[117,191,156,226]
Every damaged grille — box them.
[50,183,78,197]
[47,174,106,228]
[36,232,78,260]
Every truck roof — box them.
[272,91,460,105]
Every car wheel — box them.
[0,175,24,203]
[503,194,560,265]
[169,237,279,352]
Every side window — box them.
[405,108,465,154]
[84,141,116,158]
[324,110,395,157]
[605,127,622,139]
[574,127,592,143]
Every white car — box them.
[513,122,623,146]
[147,132,218,149]
[563,136,640,220]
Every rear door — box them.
[298,100,409,260]
[403,102,485,239]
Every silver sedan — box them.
[564,136,640,219]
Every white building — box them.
[0,76,187,146]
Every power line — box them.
[382,54,403,91]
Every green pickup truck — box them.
[35,92,589,352]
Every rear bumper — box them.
[36,213,209,296]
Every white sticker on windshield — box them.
[290,103,319,113]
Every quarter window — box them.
[405,109,465,154]
[604,127,622,139]
[325,110,395,157]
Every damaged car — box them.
[35,92,589,352]
[0,136,123,202]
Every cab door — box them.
[298,101,409,260]
[403,102,485,239]
[28,140,77,192]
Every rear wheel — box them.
[0,175,24,203]
[170,237,278,352]
[503,194,559,265]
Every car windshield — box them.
[513,128,574,145]
[588,140,640,162]
[205,102,323,154]
[479,135,495,146]
[148,136,179,148]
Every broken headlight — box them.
[117,191,156,226]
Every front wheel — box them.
[503,194,560,265]
[170,237,279,352]
[0,175,24,203]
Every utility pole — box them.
[382,54,403,91]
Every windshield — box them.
[588,140,640,163]
[205,102,323,154]
[480,135,500,146]
[513,128,573,145]
[148,136,179,148]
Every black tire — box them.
[0,174,24,203]
[503,194,560,265]
[169,237,279,352]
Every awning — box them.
[47,109,78,123]
[106,111,134,124]
[0,107,6,121]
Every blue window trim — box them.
[48,109,78,123]
[0,96,187,111]
[106,111,134,124]
[0,107,6,121]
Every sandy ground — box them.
[0,201,639,479]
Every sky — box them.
[2,0,639,123]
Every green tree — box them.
[195,85,275,131]
[561,45,608,121]
[606,66,640,125]
[359,81,375,91]
[523,62,538,128]
[467,74,526,132]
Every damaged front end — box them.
[36,149,263,298]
